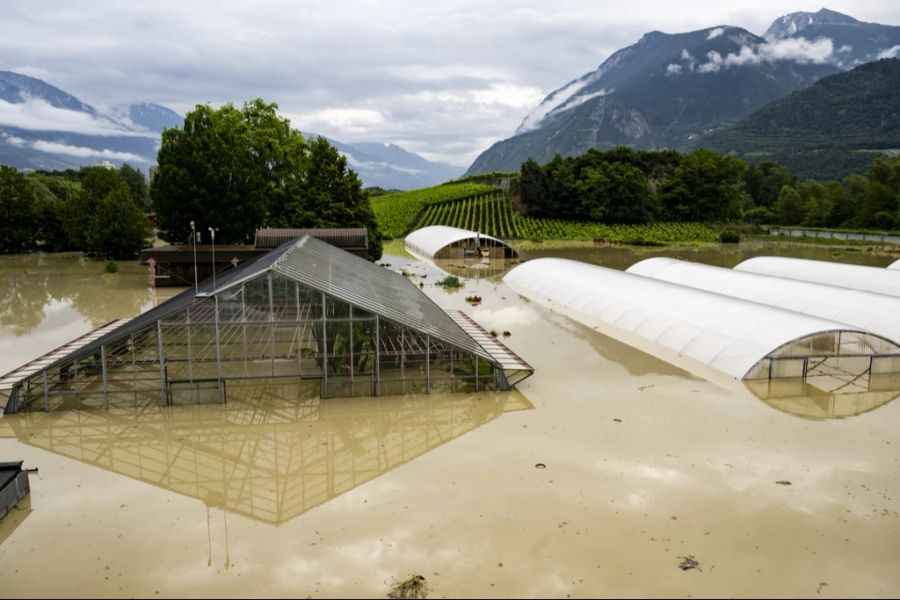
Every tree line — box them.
[519,147,900,231]
[0,163,150,258]
[0,99,383,260]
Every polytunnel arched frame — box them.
[405,226,519,262]
[503,258,900,386]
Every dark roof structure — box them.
[254,228,368,253]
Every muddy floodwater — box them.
[1,245,899,598]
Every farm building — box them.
[1,236,532,413]
[504,258,900,387]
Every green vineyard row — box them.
[414,193,720,244]
[370,182,499,238]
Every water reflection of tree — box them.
[0,254,155,335]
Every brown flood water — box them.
[1,245,900,598]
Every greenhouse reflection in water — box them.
[744,374,900,420]
[4,381,532,524]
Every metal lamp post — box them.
[209,227,217,291]
[190,220,198,294]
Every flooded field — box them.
[1,244,899,597]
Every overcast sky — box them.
[1,1,898,167]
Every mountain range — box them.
[0,71,460,189]
[466,8,900,175]
[701,58,900,180]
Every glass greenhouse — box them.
[405,226,518,261]
[504,258,900,384]
[3,236,532,413]
[735,257,900,298]
[627,257,900,344]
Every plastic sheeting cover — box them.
[504,258,866,379]
[405,226,514,260]
[889,258,900,271]
[628,257,900,345]
[735,257,900,298]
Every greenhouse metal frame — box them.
[5,236,532,413]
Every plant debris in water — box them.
[465,294,482,304]
[388,574,429,599]
[677,555,701,571]
[435,275,463,288]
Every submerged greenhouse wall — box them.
[504,258,900,383]
[5,237,531,413]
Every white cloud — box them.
[837,44,852,54]
[878,45,900,59]
[1,133,26,147]
[697,50,724,73]
[707,26,726,39]
[294,108,386,135]
[516,76,595,134]
[0,97,156,137]
[697,37,835,72]
[471,82,544,108]
[29,140,144,161]
[666,63,683,75]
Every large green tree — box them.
[71,166,151,258]
[270,136,382,259]
[0,166,37,252]
[661,149,745,222]
[119,163,150,211]
[152,99,383,258]
[152,99,305,245]
[576,161,656,223]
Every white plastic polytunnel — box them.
[735,257,900,298]
[405,226,518,261]
[504,258,900,382]
[627,257,900,344]
[889,259,900,271]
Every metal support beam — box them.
[214,295,224,403]
[475,356,480,392]
[425,335,430,393]
[157,320,166,405]
[375,314,380,396]
[101,344,109,410]
[322,292,328,396]
[42,370,49,412]
[268,271,276,376]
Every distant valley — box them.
[0,71,460,189]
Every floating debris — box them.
[502,331,511,337]
[465,294,482,305]
[388,574,429,599]
[775,480,792,486]
[677,555,701,571]
[535,463,546,470]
